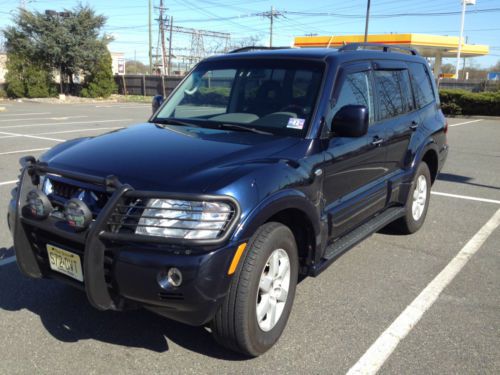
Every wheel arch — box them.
[232,190,322,275]
[412,139,440,185]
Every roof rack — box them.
[229,46,291,54]
[338,43,418,56]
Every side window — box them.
[329,71,374,125]
[373,70,405,120]
[408,63,435,108]
[399,70,415,112]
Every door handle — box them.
[409,121,419,131]
[371,137,384,146]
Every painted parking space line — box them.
[0,118,132,130]
[0,257,16,267]
[432,191,500,205]
[36,126,122,135]
[0,131,64,142]
[0,112,51,117]
[0,148,50,156]
[0,180,17,186]
[347,208,500,375]
[449,119,482,127]
[0,115,87,123]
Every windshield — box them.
[154,59,324,137]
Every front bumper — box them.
[10,161,241,326]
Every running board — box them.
[310,207,406,277]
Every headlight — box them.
[135,199,232,239]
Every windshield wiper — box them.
[153,118,202,128]
[218,123,273,135]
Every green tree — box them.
[125,60,149,74]
[3,6,108,94]
[81,48,116,98]
[4,53,54,98]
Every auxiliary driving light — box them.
[64,198,92,231]
[157,267,183,289]
[26,190,53,219]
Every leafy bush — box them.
[439,89,500,116]
[0,88,6,98]
[4,53,54,98]
[81,50,116,98]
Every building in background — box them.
[0,53,6,84]
[110,51,125,75]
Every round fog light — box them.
[26,190,53,219]
[168,267,183,287]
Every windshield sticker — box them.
[287,118,305,130]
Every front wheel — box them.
[393,162,431,234]
[211,222,299,357]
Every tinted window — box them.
[330,71,374,125]
[399,70,415,112]
[374,70,405,120]
[409,63,435,108]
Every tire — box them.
[211,222,299,357]
[393,162,431,234]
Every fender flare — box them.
[410,136,439,178]
[232,189,322,244]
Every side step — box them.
[310,207,406,277]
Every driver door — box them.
[322,62,391,239]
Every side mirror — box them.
[331,104,369,137]
[152,95,164,114]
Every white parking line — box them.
[0,257,16,266]
[347,208,500,375]
[0,112,51,117]
[449,119,482,127]
[0,180,17,186]
[0,131,64,142]
[432,191,500,205]
[0,118,132,130]
[36,126,123,135]
[0,148,50,156]
[0,115,87,123]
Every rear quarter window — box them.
[409,62,435,108]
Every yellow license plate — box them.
[46,244,83,282]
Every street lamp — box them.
[455,0,476,80]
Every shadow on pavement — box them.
[437,172,500,191]
[0,262,247,361]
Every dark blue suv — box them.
[9,44,448,356]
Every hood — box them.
[41,123,302,192]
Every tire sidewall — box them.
[240,224,299,355]
[405,162,431,232]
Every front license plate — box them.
[46,244,84,282]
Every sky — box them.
[1,0,499,68]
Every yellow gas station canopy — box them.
[294,33,489,58]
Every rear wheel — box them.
[211,222,298,357]
[393,162,431,234]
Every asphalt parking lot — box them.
[0,101,498,374]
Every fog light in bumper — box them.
[157,267,183,289]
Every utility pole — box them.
[260,6,281,47]
[159,0,167,75]
[168,16,173,76]
[148,0,153,74]
[364,0,371,42]
[270,6,275,47]
[455,0,475,80]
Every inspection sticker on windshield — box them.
[287,118,305,129]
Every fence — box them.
[114,75,183,97]
[438,79,500,92]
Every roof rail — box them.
[338,43,418,56]
[229,46,291,54]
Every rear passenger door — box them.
[372,61,420,175]
[322,63,391,239]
